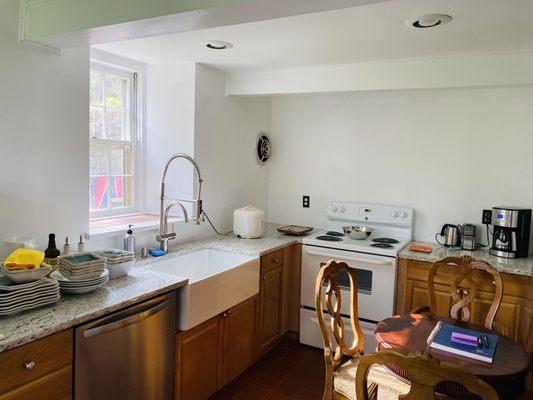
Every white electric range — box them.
[300,202,414,354]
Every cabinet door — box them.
[222,296,258,385]
[0,366,72,400]
[405,279,453,317]
[175,317,222,400]
[258,266,283,354]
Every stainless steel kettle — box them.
[436,224,461,247]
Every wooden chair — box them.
[414,256,503,332]
[316,260,402,400]
[355,349,499,400]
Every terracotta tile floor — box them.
[209,338,325,400]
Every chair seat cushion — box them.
[334,357,411,400]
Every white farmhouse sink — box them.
[148,249,259,330]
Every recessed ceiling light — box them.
[202,40,233,50]
[406,14,452,29]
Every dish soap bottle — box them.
[78,234,85,252]
[63,236,70,255]
[124,225,135,253]
[44,233,60,265]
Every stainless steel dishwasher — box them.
[75,292,175,400]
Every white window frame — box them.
[89,60,142,219]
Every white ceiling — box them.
[94,0,533,73]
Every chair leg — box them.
[322,359,335,400]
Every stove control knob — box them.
[401,212,409,218]
[340,207,346,213]
[391,211,399,218]
[333,206,339,213]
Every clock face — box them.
[256,133,271,165]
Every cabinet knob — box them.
[227,310,232,315]
[24,361,36,370]
[263,276,267,280]
[271,258,279,264]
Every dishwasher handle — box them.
[83,298,172,339]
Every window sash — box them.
[89,62,140,219]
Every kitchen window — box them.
[89,62,140,218]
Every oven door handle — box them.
[304,247,393,266]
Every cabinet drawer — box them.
[0,365,72,400]
[261,248,284,274]
[0,330,73,395]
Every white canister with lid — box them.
[233,206,265,239]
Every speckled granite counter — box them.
[0,224,314,353]
[399,241,533,277]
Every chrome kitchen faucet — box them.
[156,153,203,252]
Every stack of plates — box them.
[0,277,60,316]
[95,249,134,279]
[51,270,109,294]
[58,253,106,281]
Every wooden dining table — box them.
[374,314,532,399]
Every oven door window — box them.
[321,263,373,295]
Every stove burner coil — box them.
[370,243,394,249]
[372,238,399,244]
[316,235,343,242]
[326,231,345,237]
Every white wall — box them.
[193,64,270,234]
[0,0,89,259]
[268,86,533,242]
[145,63,196,215]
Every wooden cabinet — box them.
[258,265,284,353]
[257,248,285,354]
[0,366,72,400]
[0,330,73,400]
[222,296,257,384]
[396,258,529,341]
[175,295,258,400]
[175,316,222,400]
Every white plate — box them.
[1,264,53,283]
[0,285,59,303]
[57,269,106,281]
[60,279,108,294]
[0,295,60,316]
[0,277,56,292]
[0,292,60,311]
[0,280,58,298]
[58,265,105,274]
[52,269,109,285]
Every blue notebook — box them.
[427,321,498,364]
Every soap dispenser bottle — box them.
[124,225,135,253]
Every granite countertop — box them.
[0,224,313,353]
[399,241,533,277]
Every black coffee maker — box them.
[488,207,531,259]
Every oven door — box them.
[301,245,397,323]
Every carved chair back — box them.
[355,350,499,400]
[315,260,364,370]
[427,256,503,330]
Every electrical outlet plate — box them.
[302,195,310,208]
[482,209,492,225]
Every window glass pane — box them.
[90,106,104,139]
[90,70,103,105]
[110,176,133,209]
[89,176,109,211]
[90,144,108,176]
[106,74,127,109]
[110,145,133,176]
[106,108,128,140]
